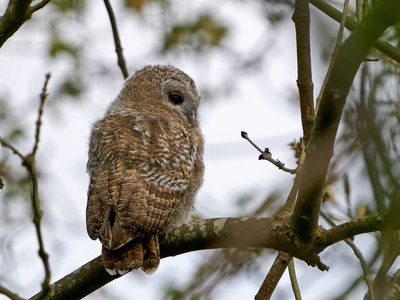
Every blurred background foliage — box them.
[0,0,400,299]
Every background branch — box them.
[321,211,375,300]
[0,0,51,48]
[255,252,292,300]
[103,0,129,79]
[0,74,51,299]
[0,284,25,300]
[289,259,302,300]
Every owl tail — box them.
[102,235,160,276]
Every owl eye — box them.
[169,93,184,105]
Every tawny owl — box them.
[86,65,204,275]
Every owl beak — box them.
[188,110,197,127]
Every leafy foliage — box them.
[163,15,227,51]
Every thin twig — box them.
[241,131,297,174]
[0,284,25,300]
[103,0,129,79]
[32,73,50,157]
[30,0,52,13]
[29,75,52,299]
[315,0,350,112]
[288,260,302,300]
[0,138,25,161]
[0,74,52,299]
[320,211,375,300]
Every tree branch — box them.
[315,0,350,112]
[0,74,51,299]
[28,214,397,300]
[32,73,50,157]
[0,284,25,300]
[255,252,292,300]
[290,0,400,241]
[103,0,129,79]
[241,131,297,174]
[0,0,51,48]
[288,259,302,300]
[293,0,314,144]
[321,211,375,300]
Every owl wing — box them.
[86,116,185,251]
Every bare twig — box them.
[255,252,292,300]
[30,0,52,13]
[320,211,375,300]
[293,0,314,144]
[0,74,51,299]
[0,284,25,300]
[241,131,297,174]
[288,260,302,300]
[0,138,25,161]
[103,0,129,79]
[32,73,50,157]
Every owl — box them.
[86,65,204,275]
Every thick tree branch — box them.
[0,0,51,48]
[290,0,400,241]
[29,215,396,299]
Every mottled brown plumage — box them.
[86,65,204,275]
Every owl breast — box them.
[126,115,202,191]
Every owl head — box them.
[107,65,201,128]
